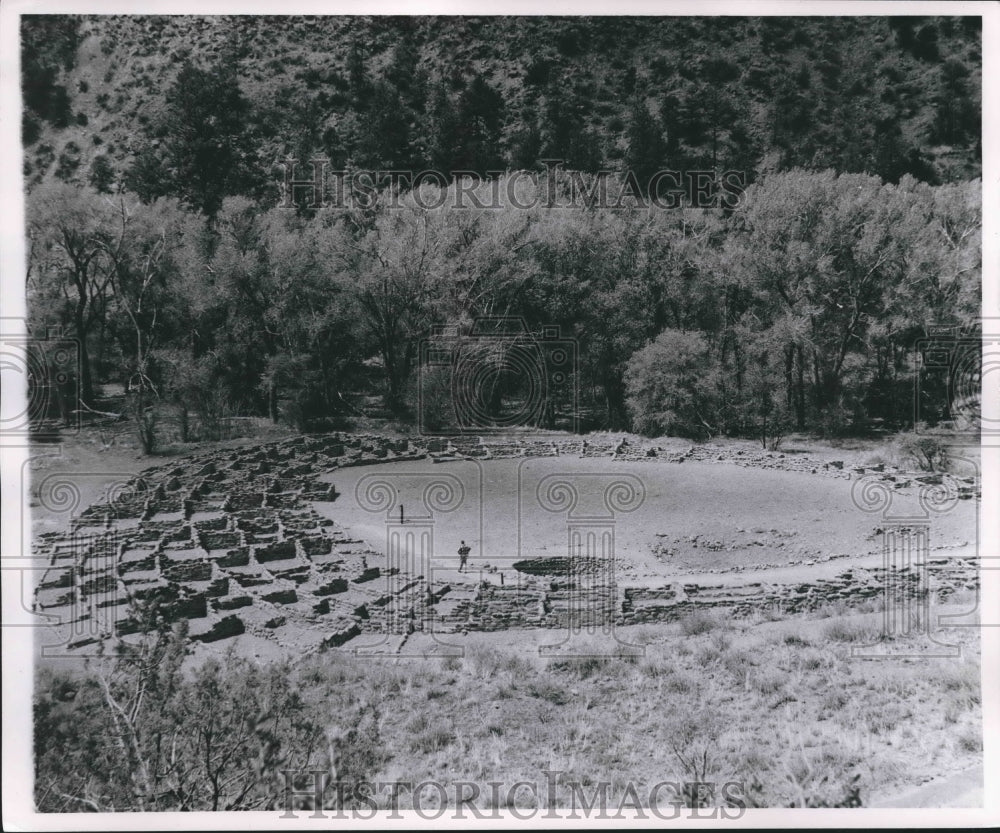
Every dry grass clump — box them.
[822,613,883,643]
[680,608,726,636]
[406,714,456,754]
[748,667,786,696]
[466,642,537,680]
[524,673,571,705]
[956,723,982,753]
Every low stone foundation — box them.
[32,432,980,652]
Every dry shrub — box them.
[822,614,883,643]
[680,609,724,636]
[525,674,570,705]
[748,668,785,696]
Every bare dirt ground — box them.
[868,764,983,808]
[320,454,977,587]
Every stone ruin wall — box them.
[32,433,980,654]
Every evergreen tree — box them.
[159,58,256,215]
[424,81,461,173]
[453,74,505,175]
[625,95,666,184]
[346,39,369,108]
[357,81,413,169]
[88,155,116,194]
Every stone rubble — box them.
[33,432,980,652]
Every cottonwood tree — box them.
[728,170,923,430]
[24,164,982,440]
[256,210,363,429]
[105,195,201,452]
[200,197,280,417]
[349,184,463,412]
[195,198,364,427]
[27,183,122,407]
[876,175,981,424]
[625,328,722,439]
[427,178,547,425]
[527,195,719,429]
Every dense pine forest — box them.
[21,15,982,445]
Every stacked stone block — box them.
[32,431,979,654]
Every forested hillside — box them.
[23,15,982,198]
[20,15,982,443]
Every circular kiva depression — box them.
[318,455,976,577]
[32,435,977,656]
[511,557,603,577]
